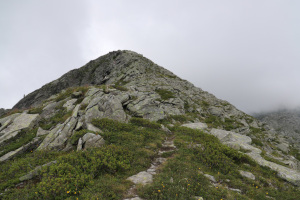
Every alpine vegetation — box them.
[0,50,300,199]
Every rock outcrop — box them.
[255,108,300,150]
[1,50,300,199]
[182,122,300,186]
[0,113,40,146]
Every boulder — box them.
[85,105,102,123]
[38,116,78,151]
[239,170,255,180]
[85,94,127,122]
[77,138,83,151]
[82,133,105,149]
[182,122,208,130]
[86,123,102,133]
[276,143,289,153]
[71,91,83,98]
[209,106,224,117]
[127,94,165,121]
[40,101,58,119]
[204,174,217,183]
[127,171,153,185]
[0,113,40,145]
[36,127,49,137]
[63,99,77,112]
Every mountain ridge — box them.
[1,50,300,199]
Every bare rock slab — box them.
[127,171,153,185]
[239,170,255,180]
[182,122,208,130]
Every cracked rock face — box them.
[77,133,105,150]
[0,113,40,146]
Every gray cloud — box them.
[1,0,300,114]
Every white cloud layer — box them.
[1,0,300,114]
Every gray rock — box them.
[36,127,49,137]
[228,188,242,193]
[123,198,143,200]
[19,161,57,181]
[239,170,255,180]
[41,101,58,119]
[72,91,83,98]
[63,99,77,112]
[38,116,78,151]
[127,94,165,121]
[204,174,217,183]
[182,122,208,130]
[72,104,81,118]
[82,133,105,149]
[77,138,83,151]
[0,113,40,145]
[161,124,171,134]
[209,106,224,117]
[276,143,289,153]
[85,105,102,123]
[75,116,84,131]
[86,123,102,133]
[127,171,153,185]
[0,115,16,133]
[97,94,127,121]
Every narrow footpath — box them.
[123,136,176,200]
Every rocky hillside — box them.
[1,50,300,199]
[255,109,300,150]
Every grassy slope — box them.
[0,85,300,199]
[1,118,299,199]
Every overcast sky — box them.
[1,0,300,114]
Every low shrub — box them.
[112,84,128,91]
[0,128,38,157]
[155,89,175,100]
[130,117,161,129]
[92,118,133,132]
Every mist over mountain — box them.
[254,108,300,149]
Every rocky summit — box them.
[1,50,300,199]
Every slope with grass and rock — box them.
[1,50,300,199]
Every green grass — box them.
[129,117,161,129]
[28,106,43,114]
[138,126,300,200]
[1,118,166,199]
[55,86,89,102]
[0,128,38,157]
[112,84,128,91]
[252,138,264,147]
[158,115,192,125]
[261,151,287,166]
[155,89,175,100]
